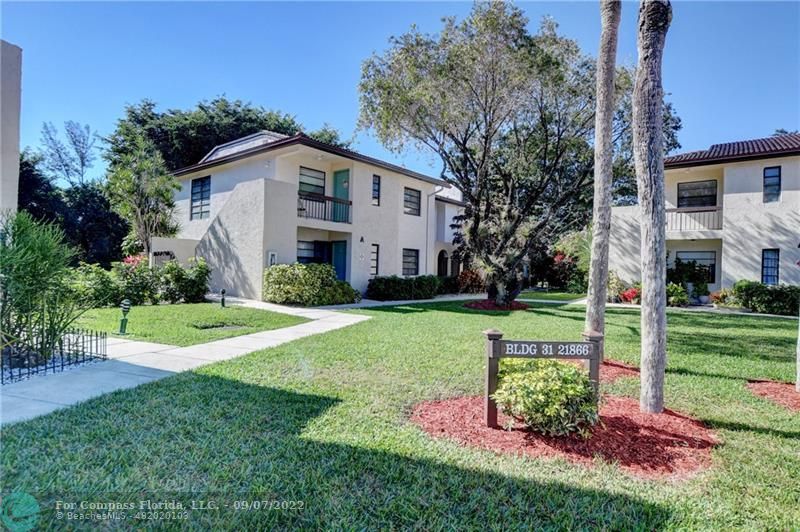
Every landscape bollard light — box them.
[119,299,131,335]
[221,289,226,308]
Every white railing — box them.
[665,206,722,232]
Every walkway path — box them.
[0,300,369,426]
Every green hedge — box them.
[72,257,211,307]
[263,263,361,306]
[492,359,599,437]
[732,280,800,316]
[365,275,441,301]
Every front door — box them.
[331,241,347,281]
[332,170,349,223]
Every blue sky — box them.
[3,1,799,181]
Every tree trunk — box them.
[633,0,671,414]
[796,302,799,393]
[585,0,622,352]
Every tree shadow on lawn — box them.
[2,373,672,529]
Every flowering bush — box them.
[619,287,641,304]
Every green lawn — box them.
[518,290,586,301]
[3,302,799,528]
[75,303,308,346]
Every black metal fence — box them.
[1,328,107,385]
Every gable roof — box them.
[175,131,447,187]
[665,133,800,168]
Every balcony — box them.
[297,192,352,224]
[665,206,722,232]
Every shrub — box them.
[666,282,689,307]
[159,260,186,304]
[693,281,710,298]
[619,287,641,304]
[732,280,800,316]
[457,269,484,294]
[438,275,460,295]
[366,275,441,301]
[72,262,122,307]
[607,270,626,303]
[710,288,734,305]
[0,212,89,361]
[181,258,212,303]
[263,263,360,306]
[492,359,599,437]
[112,256,161,305]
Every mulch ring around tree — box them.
[410,395,718,480]
[464,300,530,311]
[746,380,800,412]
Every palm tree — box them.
[632,0,672,414]
[585,0,622,353]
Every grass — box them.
[75,303,308,346]
[3,302,799,528]
[518,290,586,301]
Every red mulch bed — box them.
[747,380,800,412]
[601,359,639,382]
[562,359,639,383]
[410,395,718,479]
[464,300,529,311]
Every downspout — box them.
[425,186,444,274]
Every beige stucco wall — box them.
[1,41,21,213]
[150,237,199,266]
[608,205,643,285]
[665,166,724,209]
[720,156,800,286]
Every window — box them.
[372,175,381,206]
[299,166,325,196]
[404,187,421,216]
[761,249,780,285]
[677,180,717,208]
[190,176,211,220]
[402,248,419,276]
[763,167,781,203]
[675,251,716,283]
[297,241,317,264]
[370,244,379,276]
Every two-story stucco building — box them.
[609,133,800,291]
[151,131,464,299]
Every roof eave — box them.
[173,134,448,187]
[665,148,800,169]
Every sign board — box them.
[484,329,603,428]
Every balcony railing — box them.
[666,206,722,232]
[297,192,352,224]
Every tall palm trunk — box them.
[796,303,799,392]
[633,0,672,414]
[585,0,622,351]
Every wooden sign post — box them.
[484,329,603,428]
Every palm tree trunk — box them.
[796,302,799,392]
[633,0,672,414]
[585,0,622,353]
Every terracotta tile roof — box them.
[665,133,800,168]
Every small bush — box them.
[112,256,161,305]
[732,280,800,316]
[366,275,441,301]
[72,263,122,307]
[607,270,627,303]
[619,287,641,304]
[263,263,360,306]
[666,282,689,307]
[710,288,735,305]
[159,260,187,304]
[457,269,484,294]
[492,359,599,437]
[181,258,212,303]
[692,281,710,298]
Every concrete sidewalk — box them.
[0,302,369,426]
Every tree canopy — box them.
[359,3,680,304]
[105,97,350,171]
